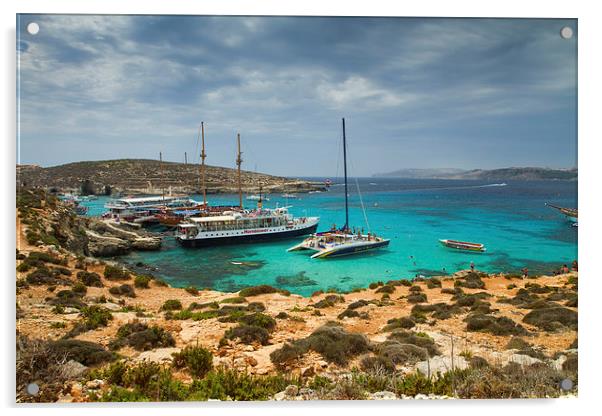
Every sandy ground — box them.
[16,217,577,376]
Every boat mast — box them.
[236,133,243,209]
[342,118,349,232]
[200,121,207,206]
[159,151,165,204]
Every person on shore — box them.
[522,267,529,279]
[561,264,569,274]
[470,261,475,272]
[572,260,578,271]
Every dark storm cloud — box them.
[17,15,577,176]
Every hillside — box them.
[16,159,325,195]
[374,167,577,181]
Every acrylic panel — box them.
[16,14,577,403]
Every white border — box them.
[3,1,600,415]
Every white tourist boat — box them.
[176,207,319,247]
[176,134,319,247]
[104,195,198,221]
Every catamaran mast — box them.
[342,118,349,232]
[236,133,243,209]
[200,121,207,206]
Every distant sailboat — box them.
[546,203,578,223]
[288,118,390,258]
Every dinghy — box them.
[439,239,486,253]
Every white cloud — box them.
[316,76,414,109]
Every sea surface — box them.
[81,178,577,296]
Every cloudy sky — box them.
[17,15,577,176]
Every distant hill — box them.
[16,159,325,195]
[374,167,577,181]
[373,168,466,179]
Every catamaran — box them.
[176,134,319,247]
[288,118,390,258]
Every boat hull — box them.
[177,222,318,248]
[311,239,390,258]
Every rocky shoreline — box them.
[16,189,578,402]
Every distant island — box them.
[373,167,577,181]
[16,159,325,195]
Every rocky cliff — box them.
[17,188,161,257]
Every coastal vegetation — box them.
[15,189,578,402]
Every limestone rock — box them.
[415,356,468,376]
[136,348,181,363]
[301,366,315,377]
[369,391,397,400]
[508,353,542,366]
[284,384,299,397]
[59,360,88,379]
[85,379,105,390]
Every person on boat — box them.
[572,260,578,271]
[470,261,475,272]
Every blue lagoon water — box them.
[81,178,577,296]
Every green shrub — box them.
[505,337,531,350]
[426,278,442,289]
[368,282,379,290]
[72,282,87,295]
[172,345,213,378]
[77,271,103,287]
[238,313,276,331]
[123,360,162,391]
[185,286,199,295]
[80,305,113,329]
[247,302,266,312]
[26,267,62,285]
[110,321,175,351]
[186,368,301,401]
[348,299,370,310]
[161,299,183,311]
[522,307,578,332]
[221,296,247,304]
[16,262,31,272]
[103,265,130,281]
[407,293,427,303]
[28,251,63,265]
[134,275,152,289]
[383,316,416,331]
[49,339,115,365]
[238,285,289,297]
[360,355,395,373]
[270,322,370,367]
[275,311,289,319]
[109,284,136,298]
[338,309,360,319]
[375,285,395,294]
[312,294,345,308]
[386,330,441,356]
[377,341,429,364]
[222,325,270,345]
[465,314,528,336]
[48,289,86,309]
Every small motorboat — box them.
[439,239,486,253]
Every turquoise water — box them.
[81,178,577,296]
